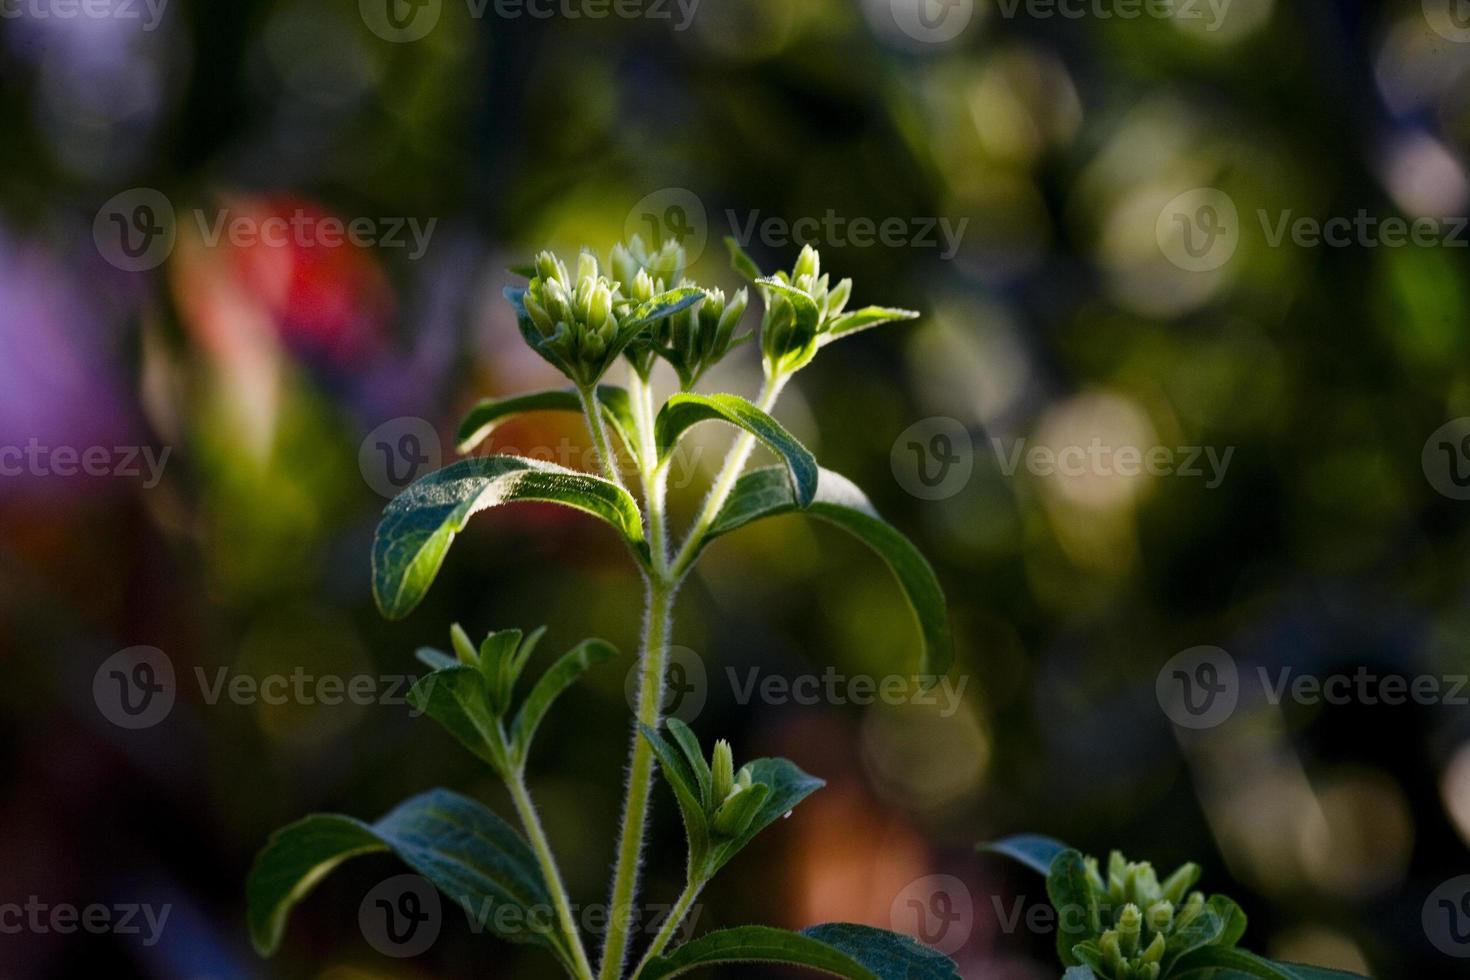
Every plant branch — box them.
[629,878,704,979]
[599,581,676,980]
[579,384,628,492]
[507,770,595,980]
[669,371,789,578]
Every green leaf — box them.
[456,386,637,456]
[822,306,920,344]
[247,789,571,968]
[1164,906,1224,963]
[1173,947,1368,979]
[406,666,508,769]
[639,722,711,866]
[624,287,706,332]
[801,924,961,979]
[706,757,824,876]
[978,835,1068,877]
[1046,850,1100,967]
[654,393,818,508]
[639,923,960,980]
[372,455,649,620]
[1209,894,1248,949]
[755,277,823,370]
[726,236,764,282]
[510,639,616,763]
[415,646,457,671]
[665,718,713,809]
[699,466,953,679]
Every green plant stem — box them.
[629,371,670,574]
[630,878,704,978]
[507,770,595,980]
[669,371,789,578]
[600,581,676,979]
[579,384,628,492]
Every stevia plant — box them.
[981,837,1371,980]
[246,236,960,979]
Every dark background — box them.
[2,0,1468,976]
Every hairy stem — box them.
[629,371,670,575]
[630,878,704,978]
[599,582,676,979]
[670,372,789,578]
[507,771,595,980]
[579,384,628,492]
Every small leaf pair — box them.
[412,624,616,775]
[980,837,1369,980]
[640,718,823,883]
[726,238,918,376]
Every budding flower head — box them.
[663,285,751,389]
[711,740,734,805]
[512,246,638,387]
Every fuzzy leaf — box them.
[1046,850,1100,967]
[640,722,711,865]
[406,666,507,769]
[456,386,637,456]
[640,923,960,980]
[624,287,706,331]
[979,835,1069,877]
[822,306,919,344]
[372,456,649,620]
[655,393,818,508]
[1173,947,1368,979]
[699,466,952,679]
[246,790,571,968]
[510,639,616,763]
